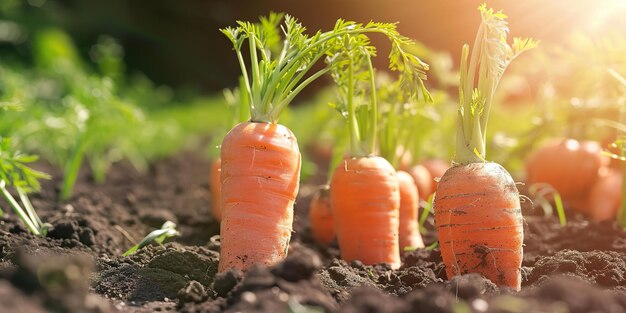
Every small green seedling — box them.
[527,183,566,226]
[123,221,179,256]
[418,193,435,234]
[0,137,51,235]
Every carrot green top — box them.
[455,4,538,164]
[221,13,430,124]
[377,76,432,167]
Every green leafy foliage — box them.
[0,28,228,200]
[456,4,538,164]
[221,13,431,124]
[0,137,49,192]
[0,136,50,235]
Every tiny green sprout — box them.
[528,183,566,226]
[286,298,324,313]
[418,193,435,234]
[403,246,418,252]
[123,221,179,256]
[425,241,439,251]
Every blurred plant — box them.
[0,29,224,200]
[500,32,626,172]
[602,69,626,228]
[0,103,50,235]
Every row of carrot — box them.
[207,4,625,292]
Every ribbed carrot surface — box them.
[331,156,401,269]
[218,122,301,272]
[434,162,523,290]
[209,157,222,222]
[309,186,334,245]
[396,170,424,250]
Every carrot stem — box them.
[346,55,364,157]
[366,55,377,156]
[0,181,40,235]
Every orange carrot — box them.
[406,164,433,202]
[396,170,424,250]
[435,163,523,288]
[331,157,401,268]
[209,158,222,222]
[586,169,622,222]
[433,4,537,290]
[525,138,609,203]
[421,159,449,191]
[309,185,334,245]
[406,160,449,202]
[218,122,300,272]
[322,16,431,269]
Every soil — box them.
[1,151,625,313]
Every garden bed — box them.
[0,153,625,313]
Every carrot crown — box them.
[221,13,431,124]
[456,4,538,164]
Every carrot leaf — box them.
[0,137,50,235]
[221,13,431,124]
[456,4,538,164]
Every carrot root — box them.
[209,157,222,222]
[331,156,401,269]
[434,162,523,290]
[396,170,424,250]
[218,122,301,272]
[309,185,335,245]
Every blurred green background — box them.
[3,0,625,94]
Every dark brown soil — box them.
[1,152,625,313]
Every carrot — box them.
[421,159,449,189]
[433,4,537,290]
[211,78,250,223]
[332,156,401,268]
[586,169,622,222]
[525,138,609,204]
[327,24,430,268]
[406,164,433,202]
[396,170,424,250]
[219,13,432,272]
[209,157,222,221]
[309,185,334,245]
[219,122,300,272]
